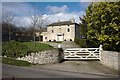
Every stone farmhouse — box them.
[41,18,80,42]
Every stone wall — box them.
[16,49,64,64]
[101,50,119,70]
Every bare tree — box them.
[27,7,47,48]
[2,12,15,42]
[37,15,48,41]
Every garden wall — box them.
[16,49,64,64]
[101,50,119,71]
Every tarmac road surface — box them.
[2,64,118,78]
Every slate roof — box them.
[47,21,79,26]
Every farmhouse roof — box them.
[47,21,79,26]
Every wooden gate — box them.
[64,45,102,60]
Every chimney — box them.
[70,17,75,23]
[58,19,60,22]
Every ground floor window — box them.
[45,37,47,39]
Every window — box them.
[67,28,70,32]
[59,28,61,32]
[52,30,54,33]
[45,37,47,39]
[70,39,72,41]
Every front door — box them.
[57,34,63,41]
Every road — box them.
[2,64,118,78]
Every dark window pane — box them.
[52,30,54,33]
[67,28,70,32]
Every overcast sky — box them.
[2,2,90,27]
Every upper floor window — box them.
[67,28,70,32]
[59,28,61,32]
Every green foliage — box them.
[74,38,87,48]
[2,57,32,66]
[79,17,87,38]
[2,41,54,58]
[2,41,31,58]
[79,39,87,48]
[86,38,100,48]
[74,38,80,46]
[81,2,120,51]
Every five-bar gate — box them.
[64,45,102,60]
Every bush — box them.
[74,38,80,45]
[2,41,32,58]
[74,38,100,48]
[79,39,87,48]
[86,38,100,48]
[74,38,86,47]
[103,42,120,51]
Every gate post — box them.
[99,45,103,60]
[58,44,64,62]
[99,45,103,50]
[58,44,62,48]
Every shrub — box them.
[74,38,80,45]
[86,38,100,48]
[79,39,87,48]
[103,42,120,51]
[2,41,31,58]
[74,38,87,48]
[80,2,120,51]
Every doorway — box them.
[57,34,63,41]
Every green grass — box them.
[22,42,53,52]
[54,41,62,43]
[2,42,54,66]
[49,41,62,44]
[2,57,32,66]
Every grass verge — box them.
[2,57,32,66]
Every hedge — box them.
[74,38,87,48]
[74,38,100,48]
